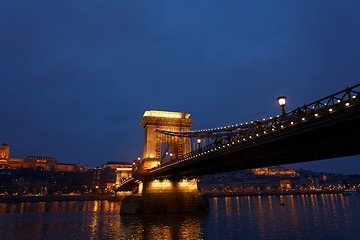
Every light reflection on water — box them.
[0,200,120,214]
[206,194,360,239]
[0,194,359,239]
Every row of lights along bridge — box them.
[193,95,287,147]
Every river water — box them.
[0,194,359,239]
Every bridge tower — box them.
[139,110,193,170]
[120,110,209,214]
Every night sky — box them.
[1,1,359,174]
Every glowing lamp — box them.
[277,96,287,115]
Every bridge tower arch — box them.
[140,110,193,170]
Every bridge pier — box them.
[120,179,209,214]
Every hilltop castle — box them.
[0,142,83,172]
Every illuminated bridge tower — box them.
[120,110,209,214]
[140,110,193,170]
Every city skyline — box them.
[1,1,360,173]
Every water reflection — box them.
[120,212,205,240]
[207,194,360,239]
[0,195,360,239]
[0,200,121,214]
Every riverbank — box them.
[201,189,344,197]
[0,194,111,203]
[0,190,348,203]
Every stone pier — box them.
[120,179,209,214]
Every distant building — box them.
[0,142,84,172]
[0,143,12,168]
[280,179,291,189]
[253,167,297,176]
[56,163,84,172]
[102,161,132,190]
[0,142,10,159]
[23,156,57,171]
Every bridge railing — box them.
[151,83,360,171]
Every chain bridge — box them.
[118,84,360,214]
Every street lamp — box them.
[196,138,201,150]
[277,96,287,115]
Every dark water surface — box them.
[0,194,359,239]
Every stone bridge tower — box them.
[120,110,209,214]
[140,110,193,170]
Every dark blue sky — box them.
[1,1,359,173]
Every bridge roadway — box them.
[118,86,360,191]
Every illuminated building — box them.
[56,163,84,172]
[102,161,132,191]
[23,156,57,171]
[253,167,297,176]
[0,143,84,172]
[280,179,291,189]
[0,142,10,159]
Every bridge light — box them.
[302,118,305,121]
[277,96,287,115]
[196,138,202,144]
[346,102,350,106]
[353,95,356,98]
[315,113,319,117]
[329,108,333,112]
[291,122,294,125]
[337,100,341,103]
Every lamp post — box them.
[196,138,201,150]
[277,96,287,115]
